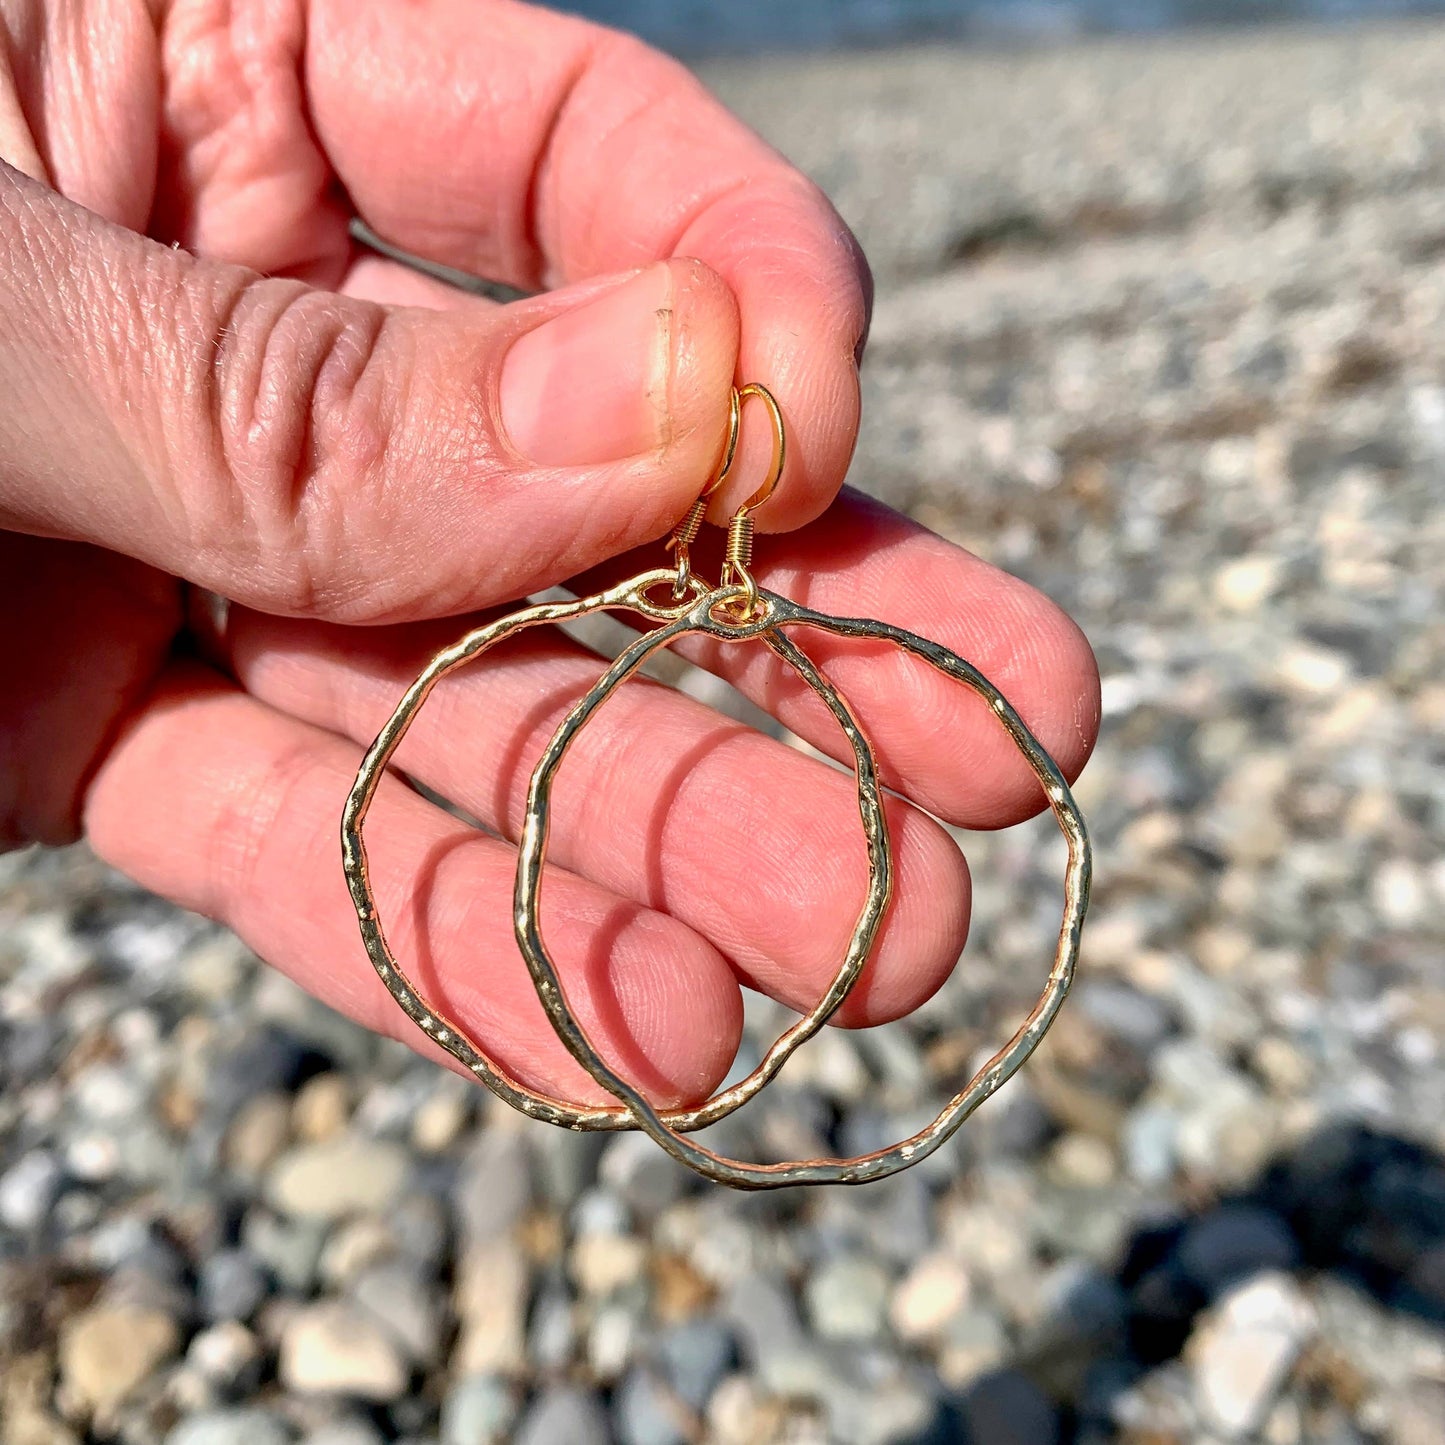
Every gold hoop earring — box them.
[342,384,1091,1190]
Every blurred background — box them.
[2,5,1443,1445]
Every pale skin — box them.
[0,0,1100,1110]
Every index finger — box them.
[303,0,870,527]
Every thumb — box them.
[0,165,739,621]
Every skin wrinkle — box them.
[0,24,48,182]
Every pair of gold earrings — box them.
[342,385,1091,1190]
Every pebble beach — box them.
[2,20,1444,1445]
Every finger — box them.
[0,533,177,849]
[338,254,491,311]
[81,665,743,1109]
[226,608,972,1026]
[575,490,1101,829]
[0,164,739,620]
[158,0,870,528]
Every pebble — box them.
[0,1149,63,1232]
[1047,1131,1118,1188]
[1122,1104,1180,1185]
[588,1300,644,1381]
[527,1276,579,1371]
[440,1374,521,1445]
[889,1253,971,1342]
[600,1134,688,1218]
[571,1230,648,1297]
[165,1406,291,1445]
[207,1028,314,1118]
[291,1074,353,1143]
[185,1321,263,1393]
[615,1368,690,1445]
[413,1088,470,1154]
[654,1318,736,1409]
[1385,1379,1445,1445]
[302,1426,385,1445]
[351,1262,443,1366]
[319,1217,393,1287]
[1189,1273,1316,1438]
[956,1370,1062,1445]
[938,1307,1011,1387]
[454,1130,533,1244]
[512,1385,611,1445]
[198,1249,269,1323]
[278,1300,409,1401]
[242,1209,327,1294]
[1076,979,1176,1051]
[1178,1206,1300,1295]
[265,1137,408,1221]
[222,1093,291,1177]
[803,1255,892,1341]
[453,1240,529,1376]
[58,1303,180,1418]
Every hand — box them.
[0,0,1099,1109]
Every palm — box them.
[0,0,1097,1109]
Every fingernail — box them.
[500,264,674,466]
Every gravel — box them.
[2,18,1444,1445]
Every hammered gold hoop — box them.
[342,383,1092,1190]
[342,569,895,1138]
[513,588,1090,1188]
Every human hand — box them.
[0,0,1099,1109]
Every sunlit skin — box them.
[0,0,1100,1109]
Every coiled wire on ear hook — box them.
[716,383,786,620]
[667,387,741,597]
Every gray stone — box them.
[1076,980,1175,1051]
[725,1273,828,1398]
[957,1370,1062,1445]
[198,1249,269,1323]
[528,1278,579,1371]
[440,1375,522,1445]
[389,1192,450,1270]
[1178,1206,1300,1295]
[803,1255,891,1341]
[166,1407,291,1445]
[206,1027,314,1118]
[454,1130,533,1244]
[512,1385,610,1445]
[600,1134,688,1218]
[654,1319,736,1409]
[242,1209,327,1294]
[1122,1105,1180,1186]
[825,1376,944,1445]
[351,1261,444,1365]
[0,1148,63,1231]
[614,1369,688,1445]
[983,1081,1055,1159]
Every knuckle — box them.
[205,277,394,615]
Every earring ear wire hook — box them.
[667,386,743,595]
[717,383,786,620]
